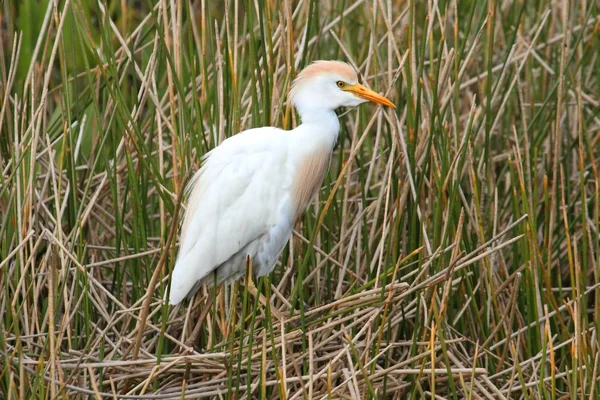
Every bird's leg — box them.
[245,255,257,294]
[245,256,285,321]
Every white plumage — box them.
[169,60,394,305]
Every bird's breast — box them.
[290,146,332,218]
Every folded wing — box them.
[169,128,289,304]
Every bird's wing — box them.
[169,127,291,304]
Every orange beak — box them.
[345,83,396,108]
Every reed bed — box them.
[1,0,600,398]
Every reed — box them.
[1,0,599,398]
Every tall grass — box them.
[1,0,599,398]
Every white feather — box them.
[169,127,295,304]
[168,60,394,305]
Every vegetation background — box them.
[1,0,599,398]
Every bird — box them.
[168,60,395,306]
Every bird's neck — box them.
[297,107,340,145]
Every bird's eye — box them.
[336,81,345,88]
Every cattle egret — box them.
[169,60,395,306]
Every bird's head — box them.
[290,60,395,118]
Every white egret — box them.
[169,60,395,305]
